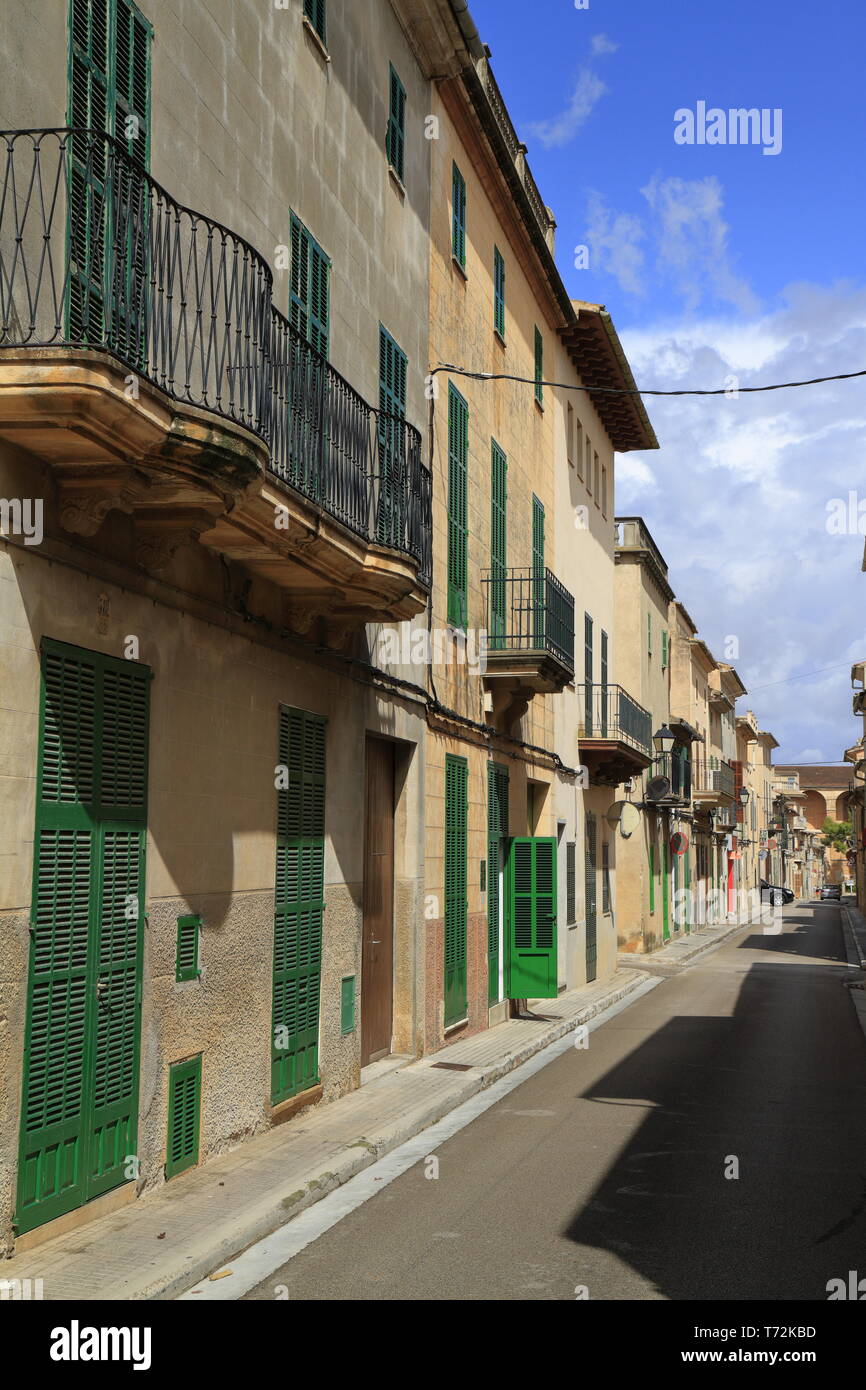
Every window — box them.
[175,914,201,982]
[593,450,600,506]
[303,0,326,43]
[452,163,466,268]
[386,65,406,182]
[378,326,408,545]
[585,435,592,494]
[447,383,469,627]
[600,630,609,734]
[661,629,669,670]
[602,839,611,914]
[494,246,506,337]
[166,1055,201,1179]
[647,612,652,657]
[584,613,594,735]
[490,440,507,645]
[290,214,330,357]
[601,463,608,517]
[566,841,576,925]
[534,326,544,405]
[566,402,575,468]
[576,417,584,478]
[532,495,545,646]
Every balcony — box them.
[645,749,691,805]
[693,757,736,806]
[481,567,574,724]
[0,129,431,623]
[578,684,653,786]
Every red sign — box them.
[670,831,689,857]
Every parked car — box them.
[760,879,795,907]
[820,884,842,901]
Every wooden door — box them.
[362,739,395,1065]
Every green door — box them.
[490,441,507,650]
[272,707,326,1104]
[662,835,671,940]
[505,837,557,999]
[487,762,509,1004]
[532,495,545,648]
[585,812,597,981]
[16,640,149,1236]
[444,755,468,1026]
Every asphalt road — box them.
[244,902,866,1300]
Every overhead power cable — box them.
[430,363,866,397]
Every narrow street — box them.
[244,902,866,1301]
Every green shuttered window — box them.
[452,163,466,268]
[272,706,326,1105]
[340,976,356,1034]
[585,812,597,981]
[566,841,576,925]
[494,246,506,337]
[487,762,509,1004]
[17,639,150,1236]
[175,914,201,983]
[505,838,558,999]
[378,326,408,548]
[444,755,468,1027]
[534,326,544,405]
[304,0,326,44]
[447,384,469,627]
[387,65,406,182]
[490,440,507,647]
[290,214,330,358]
[532,495,545,646]
[166,1055,201,1180]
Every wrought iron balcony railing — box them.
[693,757,736,800]
[0,128,431,586]
[578,684,653,756]
[483,566,575,675]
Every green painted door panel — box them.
[505,837,558,999]
[444,755,468,1026]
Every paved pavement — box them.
[238,901,866,1301]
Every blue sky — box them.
[471,0,866,765]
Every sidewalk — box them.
[1,927,744,1302]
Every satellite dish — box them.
[647,776,671,802]
[606,800,640,838]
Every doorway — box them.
[361,738,395,1066]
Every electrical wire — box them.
[430,363,866,397]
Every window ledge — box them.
[388,164,406,199]
[534,395,545,414]
[451,254,468,280]
[302,15,331,62]
[494,327,506,348]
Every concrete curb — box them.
[142,971,650,1300]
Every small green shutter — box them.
[290,214,330,358]
[600,629,609,737]
[534,326,544,405]
[386,65,406,182]
[378,326,408,548]
[494,246,506,337]
[303,0,326,43]
[340,976,355,1034]
[447,384,469,627]
[166,1055,201,1180]
[566,842,576,925]
[490,440,507,647]
[444,755,468,1026]
[452,163,466,268]
[585,813,597,981]
[649,840,655,914]
[272,707,326,1104]
[505,838,558,999]
[175,915,201,982]
[487,762,509,1004]
[584,613,594,737]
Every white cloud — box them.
[585,190,645,296]
[527,70,607,149]
[591,34,619,55]
[640,175,759,315]
[615,283,866,759]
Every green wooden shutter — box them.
[600,629,609,737]
[585,813,597,981]
[583,613,594,737]
[175,915,201,982]
[166,1055,201,1179]
[272,707,326,1105]
[534,326,544,405]
[386,65,406,182]
[494,246,506,337]
[290,214,330,358]
[444,755,468,1026]
[487,762,509,1004]
[532,495,545,647]
[505,838,557,999]
[490,440,507,648]
[452,163,466,268]
[340,976,355,1034]
[112,0,151,365]
[304,0,326,43]
[566,841,576,925]
[447,384,469,627]
[377,326,408,548]
[17,640,149,1235]
[68,0,111,342]
[649,840,655,914]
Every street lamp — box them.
[739,787,750,807]
[653,725,676,756]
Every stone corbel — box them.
[58,471,146,537]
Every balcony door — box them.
[585,812,597,981]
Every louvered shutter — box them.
[444,755,468,1027]
[534,327,543,404]
[505,838,557,999]
[304,0,326,43]
[386,66,406,182]
[566,841,576,925]
[585,813,597,981]
[490,441,507,648]
[272,707,326,1104]
[377,327,408,549]
[166,1055,201,1179]
[68,0,111,343]
[447,385,469,627]
[452,163,466,267]
[111,0,152,365]
[532,495,545,648]
[494,247,505,337]
[290,215,330,358]
[487,762,509,1004]
[583,614,594,737]
[17,641,149,1235]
